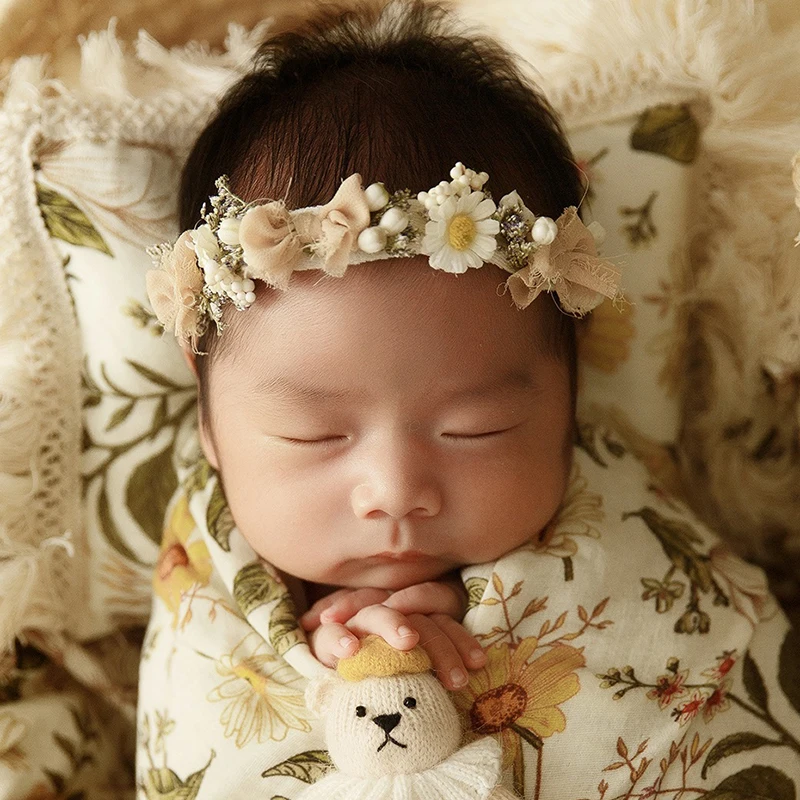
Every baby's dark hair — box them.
[180,0,584,423]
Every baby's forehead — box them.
[214,259,549,398]
[225,257,544,349]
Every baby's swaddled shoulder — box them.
[505,423,778,636]
[458,424,799,797]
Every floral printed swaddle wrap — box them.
[137,423,800,799]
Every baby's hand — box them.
[299,580,487,690]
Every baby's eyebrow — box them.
[247,368,537,404]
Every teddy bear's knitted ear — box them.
[305,672,340,717]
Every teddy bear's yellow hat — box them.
[337,635,432,681]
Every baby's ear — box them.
[305,672,341,717]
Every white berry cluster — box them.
[416,162,490,211]
[357,183,413,254]
[190,220,256,317]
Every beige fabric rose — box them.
[293,173,372,277]
[239,200,303,290]
[505,207,621,315]
[145,229,204,348]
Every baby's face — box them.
[195,257,572,590]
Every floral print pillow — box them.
[571,104,700,465]
[35,138,199,639]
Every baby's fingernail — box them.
[338,636,356,654]
[397,626,415,638]
[320,610,334,622]
[450,668,467,688]
[469,648,487,664]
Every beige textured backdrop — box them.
[0,0,387,86]
[2,0,799,83]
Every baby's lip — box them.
[369,550,430,563]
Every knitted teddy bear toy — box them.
[300,634,519,800]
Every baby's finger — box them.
[300,587,390,630]
[429,613,487,670]
[408,613,469,691]
[318,588,392,626]
[308,622,360,668]
[344,604,420,650]
[382,581,464,619]
[299,588,353,630]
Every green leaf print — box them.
[99,483,146,566]
[575,421,610,468]
[36,180,113,256]
[704,764,795,800]
[206,481,235,551]
[142,749,215,800]
[182,453,213,498]
[623,508,712,590]
[233,562,285,616]
[701,732,780,779]
[261,750,332,783]
[779,625,800,716]
[105,399,135,431]
[630,103,700,164]
[623,506,726,633]
[126,442,179,548]
[269,594,304,656]
[742,649,769,711]
[128,359,187,390]
[464,576,488,612]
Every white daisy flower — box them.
[421,191,500,273]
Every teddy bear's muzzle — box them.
[373,713,407,752]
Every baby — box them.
[137,0,799,797]
[165,0,589,687]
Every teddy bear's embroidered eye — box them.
[403,696,417,709]
[355,705,367,717]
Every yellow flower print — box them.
[152,493,211,626]
[454,637,585,769]
[531,461,604,559]
[576,296,635,374]
[207,636,311,748]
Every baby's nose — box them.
[372,712,401,734]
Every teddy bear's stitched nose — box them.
[372,713,401,734]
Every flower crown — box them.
[146,162,622,352]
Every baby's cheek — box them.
[460,449,569,556]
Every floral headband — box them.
[145,163,622,352]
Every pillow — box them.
[0,22,271,645]
[571,110,696,445]
[1,2,795,649]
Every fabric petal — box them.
[473,197,498,220]
[458,191,483,215]
[239,201,303,290]
[314,174,371,275]
[145,268,178,331]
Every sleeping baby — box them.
[136,1,800,797]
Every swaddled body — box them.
[137,427,800,798]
